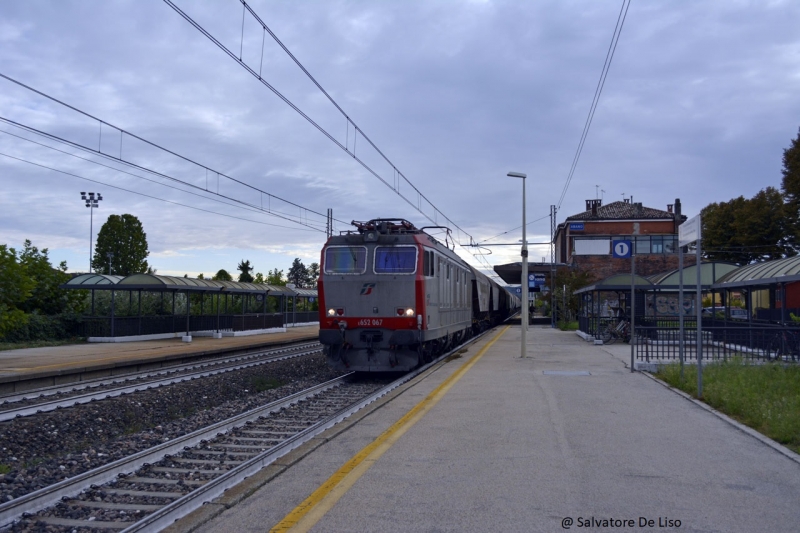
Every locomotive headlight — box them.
[327,308,336,317]
[404,307,415,317]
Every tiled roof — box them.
[565,201,675,221]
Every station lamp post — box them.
[507,171,527,358]
[81,192,102,273]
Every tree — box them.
[92,214,149,275]
[267,268,285,286]
[702,197,747,263]
[18,240,83,315]
[237,260,254,283]
[781,127,800,247]
[212,269,233,281]
[287,258,308,287]
[736,187,792,261]
[702,188,792,264]
[553,268,598,321]
[253,272,265,284]
[307,262,320,289]
[0,245,34,337]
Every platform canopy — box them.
[62,273,303,296]
[713,255,800,289]
[63,274,124,286]
[574,274,654,294]
[646,262,739,288]
[292,287,318,298]
[493,262,560,285]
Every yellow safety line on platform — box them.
[270,325,509,533]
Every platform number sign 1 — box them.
[612,240,632,258]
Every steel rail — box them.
[0,341,320,405]
[0,374,351,528]
[0,345,321,422]
[122,328,494,531]
[3,327,495,530]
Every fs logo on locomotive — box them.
[360,283,376,295]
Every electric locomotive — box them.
[318,218,478,372]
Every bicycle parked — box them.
[766,329,800,362]
[600,319,630,345]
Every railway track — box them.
[0,342,322,421]
[0,329,491,531]
[1,374,401,531]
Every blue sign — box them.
[612,240,632,258]
[528,273,546,292]
[569,223,585,231]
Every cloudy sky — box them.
[1,0,799,282]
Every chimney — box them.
[667,204,673,213]
[586,199,601,217]
[634,202,643,217]
[624,198,630,204]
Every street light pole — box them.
[81,192,102,273]
[508,172,527,358]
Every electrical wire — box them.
[0,72,343,232]
[478,214,552,244]
[556,0,631,211]
[0,127,319,228]
[162,0,498,274]
[0,151,317,231]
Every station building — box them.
[553,197,695,279]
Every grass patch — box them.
[655,359,800,454]
[0,338,86,352]
[0,464,11,475]
[557,321,579,331]
[249,376,283,392]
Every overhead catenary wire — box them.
[162,0,498,275]
[0,151,316,231]
[556,0,631,211]
[0,127,324,231]
[465,0,631,249]
[0,72,343,233]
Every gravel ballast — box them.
[0,353,345,504]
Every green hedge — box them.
[0,313,83,343]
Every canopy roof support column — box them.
[185,290,191,337]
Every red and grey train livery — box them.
[318,219,520,372]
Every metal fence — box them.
[633,319,800,363]
[284,311,318,324]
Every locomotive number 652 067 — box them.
[357,319,383,326]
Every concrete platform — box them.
[0,326,319,392]
[181,324,800,533]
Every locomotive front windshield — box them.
[324,246,367,274]
[374,246,417,274]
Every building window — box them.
[635,237,650,255]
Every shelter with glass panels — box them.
[62,274,317,339]
[574,262,739,338]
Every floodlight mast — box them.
[80,192,102,273]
